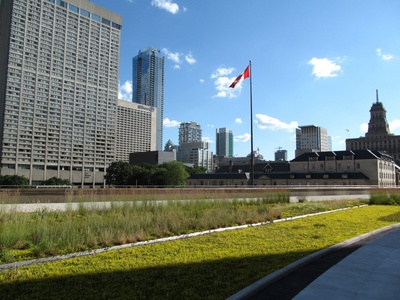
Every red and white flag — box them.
[229,65,250,88]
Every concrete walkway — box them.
[228,224,400,300]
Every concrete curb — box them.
[226,223,400,300]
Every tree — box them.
[0,175,29,187]
[130,164,158,186]
[43,177,71,186]
[155,161,190,186]
[185,165,207,176]
[105,161,133,186]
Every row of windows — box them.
[46,0,121,29]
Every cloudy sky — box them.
[95,0,400,160]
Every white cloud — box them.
[308,57,342,78]
[162,48,181,63]
[389,120,400,131]
[162,48,196,69]
[234,133,251,142]
[235,118,243,124]
[255,114,298,132]
[118,80,132,101]
[151,0,179,14]
[376,48,394,61]
[211,67,243,99]
[202,136,213,143]
[207,124,214,128]
[163,118,180,128]
[210,67,234,79]
[199,79,205,83]
[360,123,368,132]
[185,52,196,65]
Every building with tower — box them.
[216,128,233,157]
[132,48,164,151]
[346,90,400,161]
[0,0,122,187]
[295,125,330,157]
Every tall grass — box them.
[0,193,290,263]
[369,189,400,205]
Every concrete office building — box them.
[296,125,329,157]
[132,48,164,151]
[0,0,122,186]
[116,100,157,162]
[346,90,400,161]
[216,127,233,157]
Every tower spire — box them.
[376,89,379,103]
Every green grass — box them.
[0,205,399,299]
[0,197,359,263]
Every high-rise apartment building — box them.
[0,0,122,186]
[116,100,157,162]
[132,48,164,151]
[216,127,233,157]
[179,122,201,144]
[295,125,329,157]
[177,122,213,170]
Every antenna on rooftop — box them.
[376,89,379,103]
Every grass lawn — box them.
[1,205,399,299]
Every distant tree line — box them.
[0,161,206,188]
[104,161,206,187]
[0,175,71,188]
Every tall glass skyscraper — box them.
[216,128,233,157]
[0,0,122,186]
[132,48,164,151]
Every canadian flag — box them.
[229,65,250,88]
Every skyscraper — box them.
[0,0,122,186]
[216,128,233,157]
[132,48,164,151]
[295,125,329,157]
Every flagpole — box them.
[249,60,254,187]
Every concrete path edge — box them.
[226,223,400,300]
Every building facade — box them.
[346,90,400,161]
[188,150,397,187]
[295,125,329,157]
[116,100,157,162]
[177,141,213,170]
[132,48,164,151]
[129,150,175,166]
[179,121,201,144]
[216,127,233,157]
[0,0,122,186]
[275,149,287,161]
[176,122,213,170]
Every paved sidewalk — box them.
[228,224,400,300]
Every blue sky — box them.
[93,0,400,160]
